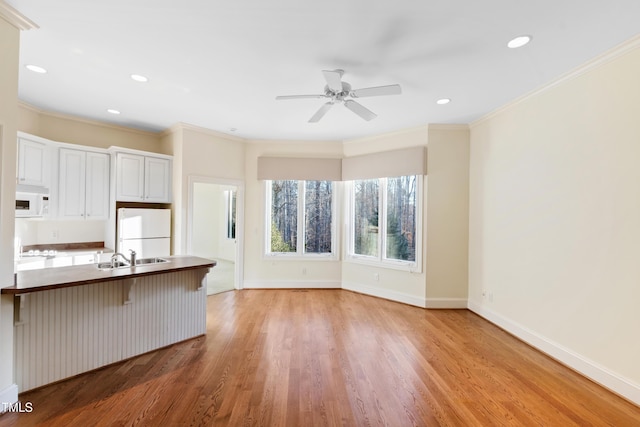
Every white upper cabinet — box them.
[17,137,51,189]
[58,148,110,220]
[144,156,171,202]
[115,151,171,203]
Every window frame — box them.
[346,176,423,272]
[264,180,337,260]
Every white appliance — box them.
[117,208,171,258]
[16,191,49,217]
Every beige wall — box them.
[18,103,164,153]
[341,128,428,305]
[425,125,469,304]
[243,139,343,287]
[166,125,245,256]
[0,10,21,404]
[468,39,640,403]
[341,126,470,308]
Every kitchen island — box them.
[1,255,215,392]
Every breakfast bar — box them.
[2,256,215,392]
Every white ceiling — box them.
[7,0,640,141]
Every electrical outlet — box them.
[51,230,59,239]
[302,267,307,275]
[374,273,379,281]
[482,289,487,298]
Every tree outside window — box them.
[225,189,237,240]
[350,175,420,267]
[268,180,333,256]
[385,176,416,262]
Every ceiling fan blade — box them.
[322,70,344,93]
[308,102,334,123]
[344,100,377,121]
[350,84,402,98]
[276,94,327,100]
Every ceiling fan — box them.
[275,69,402,122]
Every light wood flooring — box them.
[1,289,639,426]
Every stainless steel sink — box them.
[135,257,169,265]
[96,261,129,269]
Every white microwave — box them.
[15,192,49,217]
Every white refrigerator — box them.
[117,208,171,258]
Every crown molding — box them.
[0,1,38,30]
[162,122,246,142]
[471,34,640,129]
[343,124,428,145]
[428,123,470,131]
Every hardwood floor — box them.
[1,289,639,426]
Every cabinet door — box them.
[85,152,110,219]
[144,156,171,203]
[116,152,145,201]
[18,138,49,187]
[58,148,86,218]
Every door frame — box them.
[186,175,244,290]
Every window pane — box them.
[353,179,379,256]
[226,190,236,239]
[270,180,297,252]
[305,181,332,253]
[386,176,417,261]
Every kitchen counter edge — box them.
[2,256,216,295]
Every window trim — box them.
[346,176,423,272]
[264,180,338,260]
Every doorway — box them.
[188,177,243,294]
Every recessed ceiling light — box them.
[107,109,121,115]
[229,127,237,132]
[507,35,532,49]
[25,64,47,74]
[436,98,451,105]
[130,74,148,83]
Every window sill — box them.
[263,253,338,262]
[344,256,422,273]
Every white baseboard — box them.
[0,384,18,413]
[467,300,640,406]
[425,298,468,309]
[342,281,427,308]
[243,280,341,289]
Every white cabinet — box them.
[17,137,51,189]
[58,148,110,219]
[115,152,171,203]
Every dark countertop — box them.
[2,255,216,295]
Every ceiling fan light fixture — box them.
[25,64,47,74]
[277,69,401,122]
[507,35,532,49]
[436,98,451,105]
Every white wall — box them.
[191,183,219,258]
[468,38,640,404]
[192,183,237,261]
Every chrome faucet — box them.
[129,249,137,266]
[111,252,130,267]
